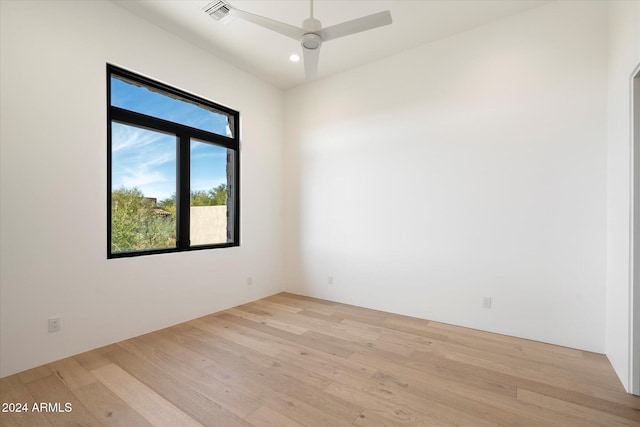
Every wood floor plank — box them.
[301,330,371,356]
[517,388,634,427]
[196,313,378,381]
[352,347,518,399]
[91,363,203,427]
[430,322,610,373]
[373,317,450,342]
[351,409,407,427]
[157,321,211,345]
[323,380,457,427]
[409,344,633,407]
[539,361,626,392]
[2,292,638,426]
[48,356,97,391]
[252,299,304,314]
[71,381,153,427]
[103,346,252,427]
[15,366,51,385]
[181,335,365,423]
[238,305,381,344]
[297,309,346,323]
[370,348,640,424]
[137,329,216,368]
[189,341,357,426]
[267,293,337,315]
[0,376,51,427]
[225,307,309,335]
[412,334,628,402]
[442,328,526,354]
[24,374,102,426]
[327,372,498,427]
[184,332,334,391]
[245,405,305,427]
[330,301,393,322]
[189,316,281,357]
[336,319,415,357]
[117,335,262,418]
[202,368,350,427]
[235,302,347,337]
[370,369,571,427]
[219,310,370,362]
[383,314,432,331]
[409,335,542,371]
[221,307,357,358]
[73,348,112,372]
[247,391,354,427]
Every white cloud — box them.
[112,123,176,199]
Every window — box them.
[107,65,239,258]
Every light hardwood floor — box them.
[1,292,639,426]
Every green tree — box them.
[158,192,177,216]
[190,190,211,207]
[158,184,227,210]
[111,186,176,252]
[208,183,227,206]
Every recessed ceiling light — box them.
[289,54,300,62]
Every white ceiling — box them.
[113,0,551,90]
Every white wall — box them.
[284,1,608,352]
[0,0,284,377]
[606,0,640,394]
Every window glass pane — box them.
[110,75,233,138]
[190,139,229,246]
[111,122,177,253]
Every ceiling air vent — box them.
[202,0,235,23]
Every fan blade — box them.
[303,46,320,80]
[230,9,305,40]
[317,11,392,42]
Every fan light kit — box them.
[202,0,392,80]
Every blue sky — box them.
[111,77,229,201]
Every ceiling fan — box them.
[202,0,392,80]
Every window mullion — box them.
[177,133,191,249]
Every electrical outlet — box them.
[48,317,61,333]
[482,296,492,309]
[247,277,253,286]
[328,276,334,284]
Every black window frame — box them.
[107,64,240,259]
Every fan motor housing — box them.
[301,33,322,50]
